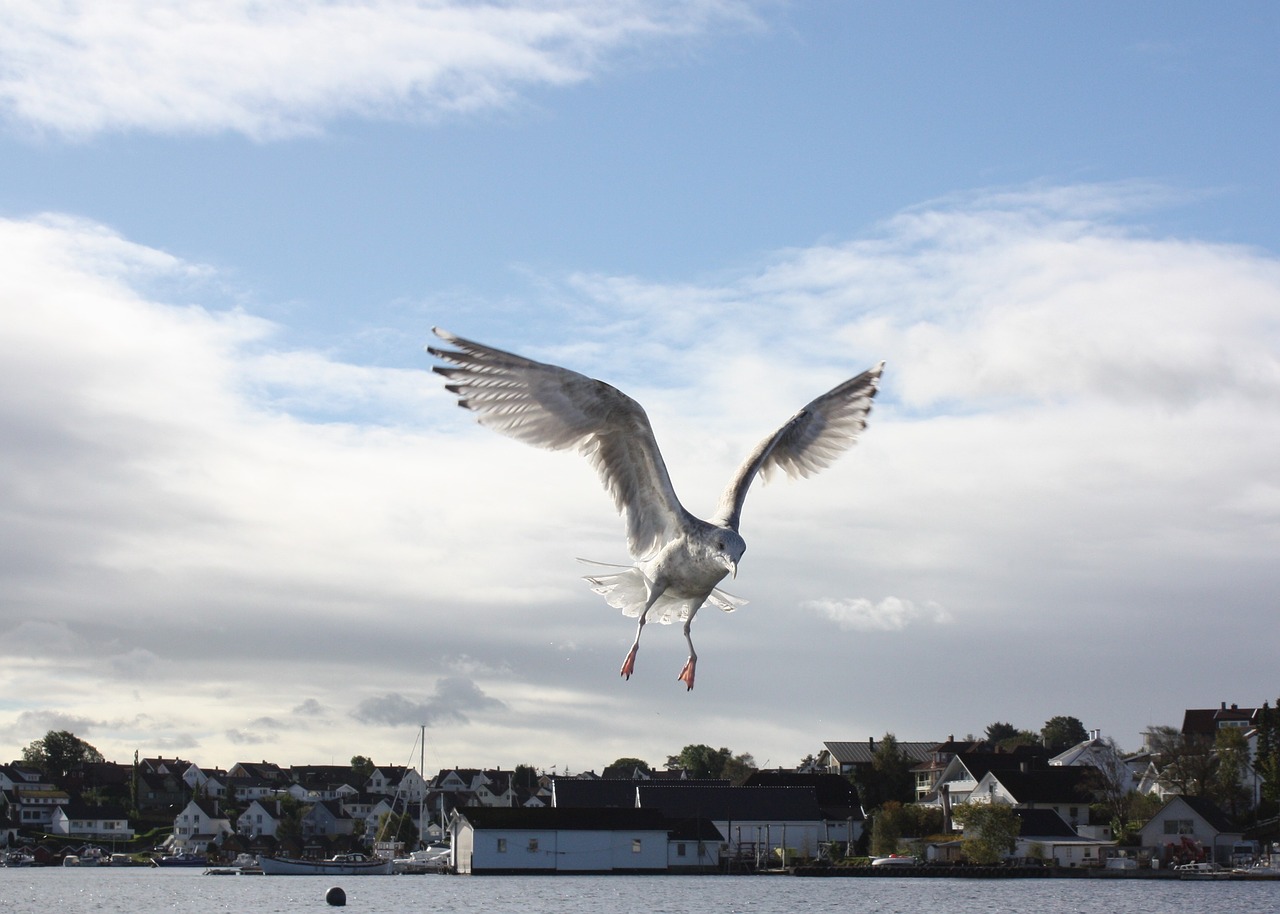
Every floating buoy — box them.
[325,886,346,906]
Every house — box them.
[820,738,938,782]
[451,807,677,874]
[1182,702,1259,739]
[50,803,134,840]
[135,769,187,809]
[1138,795,1244,865]
[228,761,288,783]
[744,770,866,846]
[969,765,1098,832]
[637,784,827,861]
[171,799,232,851]
[304,799,357,838]
[8,786,71,828]
[236,799,284,838]
[918,746,1050,811]
[367,765,428,802]
[1011,808,1112,867]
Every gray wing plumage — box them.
[428,328,688,559]
[713,361,884,530]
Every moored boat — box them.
[259,853,392,876]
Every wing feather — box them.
[713,361,884,529]
[429,328,687,558]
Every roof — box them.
[54,803,131,820]
[1174,794,1239,833]
[1181,704,1258,737]
[1013,808,1081,839]
[987,766,1095,804]
[823,740,938,766]
[743,771,864,821]
[552,777,729,809]
[456,806,670,832]
[637,785,824,822]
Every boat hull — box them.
[259,855,392,876]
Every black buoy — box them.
[325,886,347,907]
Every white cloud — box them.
[1,184,1278,768]
[0,0,757,139]
[804,596,952,632]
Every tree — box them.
[721,752,757,785]
[1148,725,1217,796]
[1256,701,1280,817]
[871,801,904,856]
[607,757,652,776]
[21,730,104,778]
[1211,727,1252,819]
[667,745,731,779]
[1080,736,1139,834]
[985,722,1020,744]
[350,755,375,785]
[951,802,1020,864]
[1041,716,1088,754]
[377,810,419,847]
[853,734,915,811]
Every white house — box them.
[50,804,134,840]
[1138,795,1244,865]
[236,799,283,838]
[171,799,232,851]
[452,807,673,874]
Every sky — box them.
[2,1,1279,778]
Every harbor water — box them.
[1,868,1278,914]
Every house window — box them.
[676,843,687,857]
[1163,819,1195,836]
[632,839,642,854]
[528,838,539,852]
[496,838,507,853]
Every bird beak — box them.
[721,555,738,579]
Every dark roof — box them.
[637,785,824,822]
[954,748,1050,782]
[666,817,725,842]
[1175,794,1238,833]
[457,807,670,832]
[988,766,1095,804]
[1013,808,1078,838]
[552,777,729,809]
[744,771,864,821]
[1181,704,1258,737]
[55,803,131,820]
[824,741,938,766]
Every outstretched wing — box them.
[712,361,884,530]
[429,328,688,559]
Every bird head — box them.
[713,529,746,579]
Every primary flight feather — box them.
[428,327,883,689]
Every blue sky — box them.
[2,2,1278,775]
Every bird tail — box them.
[577,559,746,623]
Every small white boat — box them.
[393,844,451,874]
[871,854,919,866]
[259,853,392,876]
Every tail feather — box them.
[577,559,746,623]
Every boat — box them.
[1175,861,1233,880]
[155,851,208,867]
[259,853,393,876]
[393,843,451,874]
[871,854,919,866]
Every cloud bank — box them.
[2,184,1278,768]
[0,0,755,139]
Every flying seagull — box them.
[428,328,883,690]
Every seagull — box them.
[428,328,883,690]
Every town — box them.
[3,700,1278,877]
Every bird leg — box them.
[677,618,697,690]
[621,577,666,681]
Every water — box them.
[1,869,1277,914]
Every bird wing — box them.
[429,328,688,559]
[712,361,884,530]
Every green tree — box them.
[21,730,104,778]
[985,722,1020,744]
[350,755,375,785]
[608,757,652,776]
[1211,727,1252,819]
[853,734,915,811]
[1148,725,1217,796]
[871,801,904,856]
[377,810,419,847]
[1041,716,1088,754]
[720,752,757,785]
[667,745,731,779]
[952,802,1020,864]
